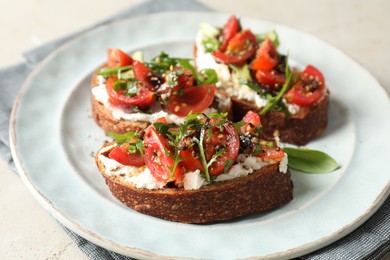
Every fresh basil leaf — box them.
[284,147,339,173]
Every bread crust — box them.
[96,143,293,223]
[91,70,150,134]
[231,92,329,145]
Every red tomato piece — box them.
[179,146,204,172]
[257,146,285,162]
[204,120,240,175]
[213,29,257,65]
[284,65,325,107]
[106,76,155,109]
[132,61,163,92]
[108,143,145,167]
[143,124,183,182]
[220,15,240,52]
[255,69,286,90]
[107,48,133,68]
[240,110,262,134]
[250,38,279,71]
[164,84,215,117]
[166,67,194,94]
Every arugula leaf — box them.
[284,147,339,173]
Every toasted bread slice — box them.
[194,44,329,146]
[91,69,233,134]
[96,143,293,223]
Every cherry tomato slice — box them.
[166,67,194,94]
[220,15,240,52]
[179,147,204,172]
[284,65,325,107]
[255,69,286,90]
[240,110,262,134]
[108,143,145,167]
[204,120,240,175]
[107,48,134,68]
[132,61,164,92]
[143,124,183,182]
[250,38,279,71]
[106,76,155,109]
[257,146,285,162]
[164,84,215,117]
[213,29,257,65]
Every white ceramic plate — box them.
[10,12,390,259]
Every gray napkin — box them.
[0,0,388,259]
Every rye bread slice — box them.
[96,143,293,223]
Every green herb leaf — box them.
[284,147,340,173]
[135,140,144,156]
[202,38,220,53]
[153,122,171,139]
[108,132,137,145]
[97,65,133,78]
[197,68,218,85]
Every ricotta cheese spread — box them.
[98,144,166,189]
[99,144,288,191]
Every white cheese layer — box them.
[98,144,166,189]
[99,143,288,191]
[92,75,217,125]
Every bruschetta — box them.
[95,111,293,223]
[194,16,329,145]
[91,50,233,134]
